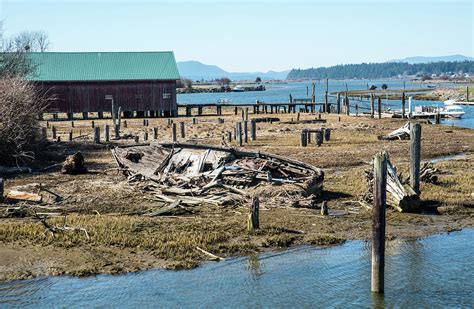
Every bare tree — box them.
[12,31,50,52]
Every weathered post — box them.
[435,112,441,124]
[316,129,323,147]
[247,196,260,230]
[71,121,74,128]
[52,126,57,139]
[311,82,316,103]
[172,123,177,142]
[410,123,422,194]
[114,124,120,139]
[377,97,382,119]
[192,117,197,125]
[91,120,95,128]
[124,120,128,128]
[180,122,185,139]
[297,112,300,122]
[153,127,158,140]
[300,130,308,147]
[371,151,387,294]
[371,94,375,118]
[245,108,249,121]
[243,121,248,143]
[227,131,232,143]
[0,178,3,202]
[134,136,139,143]
[324,128,331,141]
[117,106,122,130]
[237,122,243,146]
[355,104,359,116]
[111,98,116,126]
[337,93,341,114]
[401,93,406,119]
[321,201,328,215]
[234,107,238,115]
[68,130,73,141]
[241,109,245,121]
[467,86,469,101]
[345,95,350,116]
[144,131,148,141]
[104,125,110,142]
[94,127,100,143]
[324,91,329,113]
[250,119,257,141]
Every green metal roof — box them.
[27,51,180,81]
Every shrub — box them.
[0,78,49,164]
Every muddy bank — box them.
[1,111,473,281]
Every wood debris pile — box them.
[361,157,419,212]
[112,143,324,209]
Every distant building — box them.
[28,51,180,118]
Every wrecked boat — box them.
[112,143,324,208]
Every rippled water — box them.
[1,229,473,308]
[178,80,474,129]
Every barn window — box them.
[163,93,171,99]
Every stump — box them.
[61,152,87,175]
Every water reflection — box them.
[0,230,473,308]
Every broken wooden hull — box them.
[112,143,324,207]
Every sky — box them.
[1,0,472,72]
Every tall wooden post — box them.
[311,81,316,103]
[345,95,350,116]
[337,93,341,114]
[172,123,177,142]
[153,127,158,140]
[371,151,387,294]
[68,131,73,141]
[324,91,328,113]
[245,108,249,121]
[180,122,185,139]
[237,122,243,146]
[243,121,248,143]
[227,131,232,143]
[401,93,406,119]
[410,123,421,194]
[371,94,375,118]
[144,131,148,141]
[104,125,110,142]
[52,126,56,139]
[316,129,323,147]
[94,127,100,144]
[324,128,331,141]
[114,124,120,139]
[467,86,469,101]
[377,97,382,119]
[250,120,257,141]
[111,99,116,126]
[117,106,122,130]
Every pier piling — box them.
[371,151,387,294]
[410,123,421,194]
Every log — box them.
[378,123,410,140]
[6,190,42,203]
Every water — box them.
[1,229,473,308]
[178,80,474,129]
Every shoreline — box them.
[1,111,473,282]
[1,227,470,283]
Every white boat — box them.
[444,99,474,106]
[231,86,244,92]
[440,105,465,118]
[217,98,231,103]
[444,99,456,105]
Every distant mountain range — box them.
[389,54,473,64]
[177,61,290,81]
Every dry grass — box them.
[0,110,473,280]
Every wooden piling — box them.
[371,94,375,118]
[337,93,341,114]
[172,123,177,142]
[377,97,382,119]
[247,196,260,230]
[401,93,406,119]
[193,118,197,125]
[324,128,331,141]
[93,127,100,143]
[237,122,243,146]
[180,122,185,139]
[300,130,308,147]
[52,126,56,139]
[71,121,74,128]
[104,125,109,142]
[117,106,122,129]
[114,124,120,139]
[144,131,148,141]
[316,129,323,147]
[91,120,95,128]
[435,112,441,124]
[227,131,232,143]
[154,127,158,140]
[124,120,128,128]
[68,130,73,141]
[134,136,139,143]
[251,120,257,141]
[371,151,387,294]
[243,121,248,143]
[410,123,421,194]
[245,108,249,121]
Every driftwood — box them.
[361,158,419,212]
[36,214,90,240]
[61,152,87,175]
[378,123,410,140]
[196,246,224,261]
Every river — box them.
[1,229,472,308]
[178,80,474,129]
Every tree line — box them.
[286,61,474,80]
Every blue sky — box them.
[1,0,472,72]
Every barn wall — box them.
[36,80,177,114]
